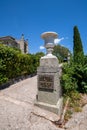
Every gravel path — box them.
[0,76,87,130]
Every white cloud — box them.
[40,46,45,50]
[54,37,64,44]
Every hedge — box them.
[0,44,44,85]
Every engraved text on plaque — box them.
[38,75,54,92]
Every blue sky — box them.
[0,0,87,54]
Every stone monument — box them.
[35,32,63,115]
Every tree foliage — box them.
[61,26,87,94]
[53,44,70,62]
[73,26,84,64]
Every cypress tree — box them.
[73,26,84,64]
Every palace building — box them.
[0,34,29,54]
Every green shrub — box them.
[0,44,43,85]
[61,63,78,94]
[61,60,87,94]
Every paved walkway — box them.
[0,76,37,130]
[0,76,63,130]
[0,76,87,130]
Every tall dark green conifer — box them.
[73,26,84,64]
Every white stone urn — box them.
[41,32,58,55]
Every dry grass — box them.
[64,93,87,122]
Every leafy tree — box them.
[61,26,87,94]
[73,26,84,64]
[35,52,45,57]
[53,44,70,62]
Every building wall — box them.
[0,36,19,48]
[0,35,29,54]
[16,37,28,54]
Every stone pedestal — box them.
[35,32,63,115]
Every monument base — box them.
[35,97,63,116]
